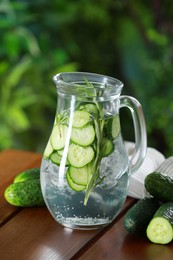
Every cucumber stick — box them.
[147,202,173,244]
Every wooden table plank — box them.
[0,207,99,260]
[0,150,42,226]
[0,198,134,260]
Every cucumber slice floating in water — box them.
[50,152,69,166]
[71,124,95,146]
[66,171,86,192]
[57,149,64,156]
[72,110,90,127]
[111,115,120,138]
[104,115,120,139]
[51,124,68,150]
[101,138,114,157]
[50,152,62,166]
[84,103,99,117]
[69,165,89,185]
[44,139,53,158]
[67,143,94,168]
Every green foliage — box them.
[116,1,173,155]
[0,0,78,151]
[1,0,173,156]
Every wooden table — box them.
[0,150,173,260]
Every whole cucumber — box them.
[145,172,173,202]
[14,168,40,183]
[4,180,45,207]
[124,198,161,235]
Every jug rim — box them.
[53,72,124,100]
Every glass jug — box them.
[40,72,147,230]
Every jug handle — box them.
[119,95,147,175]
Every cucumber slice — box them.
[146,202,173,244]
[50,152,62,165]
[84,103,99,117]
[69,165,89,185]
[50,152,69,166]
[101,138,114,157]
[71,124,95,146]
[104,115,120,139]
[57,149,64,156]
[44,139,53,158]
[67,143,94,168]
[72,110,90,127]
[147,217,173,244]
[66,171,86,192]
[51,124,68,150]
[111,115,120,138]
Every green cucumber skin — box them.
[154,202,173,225]
[124,198,161,235]
[14,168,40,183]
[145,172,173,202]
[4,180,45,207]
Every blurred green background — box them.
[1,0,173,156]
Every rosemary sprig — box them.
[83,78,105,205]
[84,117,105,205]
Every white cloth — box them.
[125,142,165,199]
